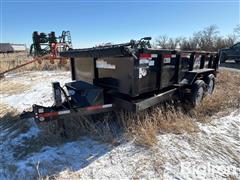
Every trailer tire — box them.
[205,74,215,95]
[191,80,206,106]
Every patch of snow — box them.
[14,138,111,180]
[0,118,40,180]
[0,71,71,111]
[58,111,240,179]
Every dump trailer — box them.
[21,37,219,123]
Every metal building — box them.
[10,44,27,52]
[0,43,14,53]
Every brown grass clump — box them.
[117,105,199,147]
[0,80,30,95]
[155,106,198,134]
[115,70,240,147]
[34,105,198,148]
[0,103,29,139]
[0,103,19,118]
[119,112,158,147]
[194,70,240,122]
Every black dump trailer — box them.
[21,37,219,123]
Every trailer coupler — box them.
[20,103,114,123]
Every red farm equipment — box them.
[0,31,72,77]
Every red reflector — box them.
[86,105,103,110]
[140,53,151,59]
[38,112,58,118]
[163,54,171,58]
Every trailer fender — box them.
[179,73,198,86]
[180,69,215,86]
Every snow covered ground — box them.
[57,112,240,179]
[0,71,239,179]
[0,71,71,111]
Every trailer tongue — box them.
[21,37,219,124]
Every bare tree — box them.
[225,34,237,46]
[157,25,237,51]
[180,37,199,51]
[155,36,182,49]
[168,37,182,49]
[215,37,225,50]
[180,38,191,50]
[193,25,219,51]
[214,34,237,50]
[155,35,169,48]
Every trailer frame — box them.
[20,67,216,123]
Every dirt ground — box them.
[0,52,69,73]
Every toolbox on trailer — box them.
[65,81,104,107]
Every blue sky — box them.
[1,0,239,48]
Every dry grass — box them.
[0,103,19,118]
[107,70,240,147]
[228,175,240,180]
[0,103,30,140]
[119,111,158,147]
[48,104,200,148]
[117,105,199,147]
[193,70,240,122]
[26,69,240,148]
[0,81,30,95]
[0,52,69,73]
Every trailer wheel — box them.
[191,80,206,106]
[205,74,215,95]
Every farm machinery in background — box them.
[0,31,72,77]
[30,31,72,59]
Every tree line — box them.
[155,25,240,51]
